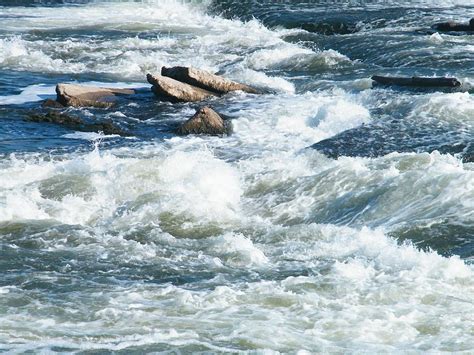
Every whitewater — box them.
[0,0,473,352]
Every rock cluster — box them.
[161,66,259,94]
[147,66,259,103]
[36,66,256,137]
[147,73,217,103]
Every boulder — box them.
[56,84,135,108]
[161,66,259,94]
[147,73,217,103]
[432,18,474,32]
[372,75,461,88]
[176,106,232,136]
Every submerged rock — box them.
[301,21,358,35]
[56,83,135,108]
[28,111,84,126]
[372,75,461,88]
[463,153,474,164]
[41,99,65,108]
[311,120,471,162]
[27,111,128,136]
[161,66,259,94]
[147,73,217,103]
[432,18,474,32]
[176,106,232,136]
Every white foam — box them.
[0,2,321,89]
[428,32,444,44]
[0,84,55,105]
[209,233,268,267]
[61,132,121,140]
[0,1,473,353]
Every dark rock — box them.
[372,75,461,88]
[41,99,65,108]
[161,66,259,95]
[84,121,128,136]
[301,21,358,35]
[463,153,474,164]
[176,106,232,136]
[27,111,128,136]
[56,83,135,108]
[147,73,217,103]
[27,111,84,126]
[432,18,474,32]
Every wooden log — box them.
[372,75,461,88]
[432,19,474,32]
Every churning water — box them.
[0,0,473,352]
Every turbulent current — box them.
[0,0,473,353]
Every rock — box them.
[27,111,84,125]
[147,73,217,103]
[372,75,461,88]
[84,121,128,136]
[310,120,469,160]
[301,21,357,35]
[176,106,232,136]
[56,83,135,108]
[41,99,65,108]
[463,153,474,164]
[161,66,259,94]
[26,111,128,136]
[432,18,474,32]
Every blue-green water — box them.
[0,0,473,352]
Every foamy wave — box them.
[232,90,371,151]
[410,92,474,125]
[245,47,352,71]
[0,146,241,226]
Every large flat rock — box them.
[161,66,259,95]
[56,84,135,108]
[147,73,217,103]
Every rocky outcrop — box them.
[147,73,217,103]
[56,84,135,108]
[372,75,461,88]
[27,111,128,136]
[432,18,474,32]
[161,66,259,95]
[176,106,232,136]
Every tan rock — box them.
[56,84,135,108]
[176,106,232,136]
[161,66,259,94]
[147,73,217,103]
